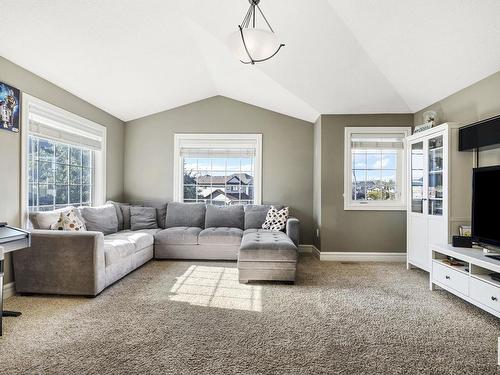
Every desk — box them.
[0,225,31,336]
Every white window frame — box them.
[20,94,107,228]
[344,126,411,211]
[173,133,262,205]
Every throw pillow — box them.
[262,206,278,229]
[30,206,75,229]
[79,204,118,234]
[106,201,129,231]
[130,206,158,230]
[50,209,87,231]
[262,206,289,231]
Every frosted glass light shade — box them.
[227,28,282,63]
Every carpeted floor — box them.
[1,254,499,374]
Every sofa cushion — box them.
[104,239,135,266]
[121,205,132,230]
[29,206,74,229]
[198,227,243,245]
[105,230,159,251]
[239,230,297,262]
[155,227,202,245]
[135,228,163,236]
[205,205,244,229]
[165,203,205,228]
[130,206,158,230]
[243,205,283,230]
[140,201,168,229]
[79,204,119,235]
[107,201,130,231]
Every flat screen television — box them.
[472,165,500,248]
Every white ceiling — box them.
[1,0,500,123]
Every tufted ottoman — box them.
[237,229,298,283]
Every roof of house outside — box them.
[201,189,251,201]
[196,173,253,185]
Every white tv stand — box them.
[430,244,500,318]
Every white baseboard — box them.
[317,251,406,262]
[3,282,16,299]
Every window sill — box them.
[344,203,407,211]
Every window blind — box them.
[180,148,256,158]
[179,138,257,158]
[28,107,104,151]
[351,132,405,150]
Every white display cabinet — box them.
[406,123,473,272]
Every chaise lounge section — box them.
[13,202,299,296]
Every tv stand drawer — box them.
[470,277,500,313]
[432,261,469,296]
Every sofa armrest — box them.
[12,230,106,296]
[286,217,300,247]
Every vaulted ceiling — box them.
[1,0,500,122]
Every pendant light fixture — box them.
[227,0,285,64]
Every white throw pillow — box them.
[50,209,87,231]
[262,206,278,229]
[262,206,289,231]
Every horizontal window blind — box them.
[351,133,405,150]
[28,107,104,151]
[179,138,258,158]
[180,148,256,158]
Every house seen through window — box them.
[174,134,262,206]
[183,158,254,205]
[28,136,93,212]
[344,127,411,210]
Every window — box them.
[21,95,106,225]
[344,127,411,210]
[173,134,262,205]
[28,136,93,211]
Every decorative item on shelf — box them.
[227,0,285,65]
[0,81,20,133]
[442,257,466,267]
[413,122,433,134]
[428,187,436,199]
[423,110,438,126]
[414,110,439,134]
[459,225,471,237]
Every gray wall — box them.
[124,96,315,244]
[315,114,413,252]
[0,57,125,284]
[312,116,322,249]
[414,71,500,167]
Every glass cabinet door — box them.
[410,141,424,213]
[428,135,443,216]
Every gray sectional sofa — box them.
[13,202,299,296]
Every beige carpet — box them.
[1,254,499,374]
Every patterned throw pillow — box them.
[50,209,87,231]
[262,206,289,231]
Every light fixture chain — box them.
[241,5,253,28]
[255,4,274,33]
[252,4,256,28]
